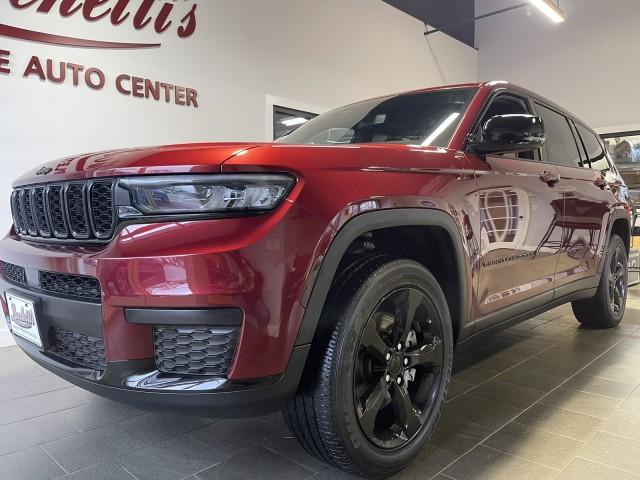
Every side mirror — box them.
[468,114,545,155]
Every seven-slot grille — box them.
[11,180,116,242]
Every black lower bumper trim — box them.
[125,307,243,326]
[16,335,309,418]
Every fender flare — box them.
[598,208,632,273]
[293,208,471,346]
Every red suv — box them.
[1,82,632,478]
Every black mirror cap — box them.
[469,114,546,155]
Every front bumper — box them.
[13,333,309,417]
[2,266,308,417]
[0,200,326,415]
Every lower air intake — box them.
[154,326,239,376]
[49,327,107,371]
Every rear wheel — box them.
[572,234,628,328]
[283,258,453,478]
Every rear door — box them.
[464,92,564,326]
[544,113,615,292]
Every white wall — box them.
[476,0,640,131]
[0,1,477,349]
[0,0,478,232]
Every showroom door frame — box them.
[264,94,329,141]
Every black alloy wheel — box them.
[609,245,627,316]
[354,287,444,449]
[284,258,453,478]
[572,234,628,328]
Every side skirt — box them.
[458,286,596,346]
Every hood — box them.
[13,143,265,187]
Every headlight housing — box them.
[119,174,295,216]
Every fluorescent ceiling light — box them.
[529,0,565,23]
[281,117,309,127]
[422,113,460,146]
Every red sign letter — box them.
[0,50,10,74]
[60,0,83,16]
[23,55,45,80]
[178,4,197,38]
[9,0,39,8]
[83,0,112,21]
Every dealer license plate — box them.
[6,293,42,347]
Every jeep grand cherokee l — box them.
[1,82,632,478]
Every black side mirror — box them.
[468,114,545,155]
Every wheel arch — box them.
[599,210,632,274]
[294,209,471,349]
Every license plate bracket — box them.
[6,291,43,348]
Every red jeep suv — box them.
[1,82,632,478]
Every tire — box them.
[283,258,454,478]
[572,234,628,328]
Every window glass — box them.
[479,94,537,160]
[575,124,608,170]
[273,106,318,140]
[535,104,582,168]
[276,88,477,147]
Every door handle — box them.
[540,171,560,186]
[594,177,611,190]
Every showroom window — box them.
[602,130,640,168]
[273,106,318,140]
[535,103,583,168]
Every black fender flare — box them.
[598,208,632,273]
[293,208,471,347]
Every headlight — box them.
[119,174,295,216]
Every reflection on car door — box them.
[545,116,613,291]
[464,93,564,327]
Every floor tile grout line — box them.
[480,444,563,472]
[544,384,635,402]
[262,445,324,474]
[588,429,640,445]
[0,406,92,449]
[119,463,142,480]
[433,326,632,478]
[508,420,590,444]
[437,473,457,480]
[48,461,103,480]
[573,455,640,478]
[450,329,574,395]
[181,458,226,480]
[40,444,69,475]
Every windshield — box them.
[276,88,477,147]
[603,133,640,166]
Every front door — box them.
[464,93,564,326]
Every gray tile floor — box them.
[1,288,639,480]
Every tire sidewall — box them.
[330,260,453,477]
[602,235,628,324]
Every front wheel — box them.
[572,234,628,328]
[283,258,453,478]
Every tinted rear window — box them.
[536,104,582,168]
[576,124,610,170]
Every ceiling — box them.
[383,0,476,48]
